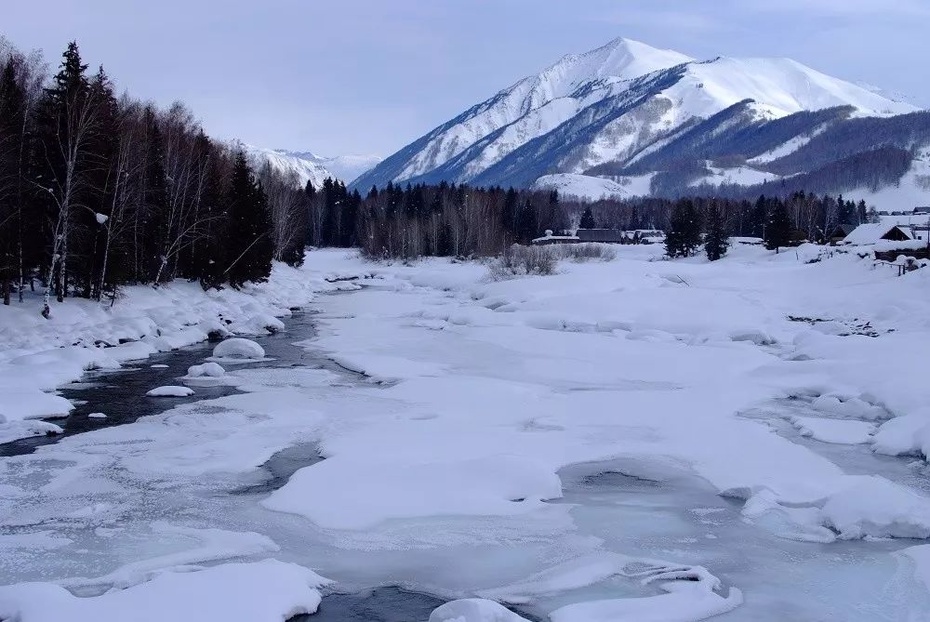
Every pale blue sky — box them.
[5,1,928,156]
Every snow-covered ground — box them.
[1,245,930,620]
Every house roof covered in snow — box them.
[843,223,913,245]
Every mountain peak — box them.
[541,37,692,89]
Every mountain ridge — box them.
[352,37,926,209]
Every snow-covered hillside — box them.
[532,173,650,200]
[353,37,925,207]
[241,144,381,188]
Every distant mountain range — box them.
[241,144,381,188]
[351,37,930,210]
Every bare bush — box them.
[489,245,557,280]
[555,243,617,262]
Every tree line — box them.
[0,39,310,311]
[315,176,873,262]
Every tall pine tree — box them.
[579,206,597,229]
[764,200,793,253]
[704,202,729,261]
[665,199,702,258]
[225,152,272,287]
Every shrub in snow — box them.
[555,243,616,262]
[490,245,556,280]
[146,386,194,397]
[212,338,265,360]
[187,362,226,378]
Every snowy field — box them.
[1,244,930,620]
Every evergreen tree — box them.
[764,199,792,253]
[516,198,538,244]
[579,205,597,229]
[225,152,272,287]
[704,202,729,261]
[665,199,702,258]
[0,55,27,304]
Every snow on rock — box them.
[822,476,930,540]
[790,416,875,445]
[0,559,331,622]
[87,412,107,419]
[211,338,266,362]
[187,362,225,377]
[263,456,563,530]
[146,386,195,398]
[429,599,531,622]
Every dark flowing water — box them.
[0,310,365,458]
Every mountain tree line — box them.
[0,39,309,311]
[302,181,566,260]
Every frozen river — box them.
[2,250,930,621]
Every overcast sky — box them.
[5,1,928,156]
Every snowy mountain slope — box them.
[241,145,381,188]
[532,173,650,200]
[353,37,924,202]
[353,38,691,189]
[281,151,382,185]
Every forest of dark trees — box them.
[1,39,891,312]
[0,39,310,309]
[324,183,873,260]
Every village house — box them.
[842,223,913,245]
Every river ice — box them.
[1,245,929,620]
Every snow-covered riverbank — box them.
[0,260,360,443]
[1,245,930,621]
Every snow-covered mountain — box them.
[353,37,929,208]
[241,144,381,188]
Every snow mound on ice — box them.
[429,599,530,622]
[263,456,562,530]
[146,386,194,397]
[0,559,330,622]
[822,476,930,539]
[211,338,266,361]
[548,563,742,622]
[790,416,875,445]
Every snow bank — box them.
[211,338,266,362]
[0,559,330,622]
[0,258,345,442]
[0,390,73,422]
[146,386,195,397]
[822,476,930,539]
[430,599,531,622]
[263,456,562,530]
